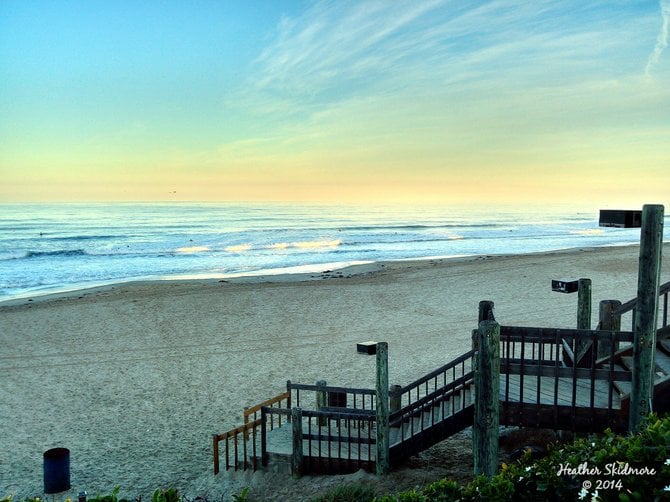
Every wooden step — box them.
[654,350,670,376]
[621,354,667,377]
[620,356,634,371]
[389,427,401,444]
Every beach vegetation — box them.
[314,414,670,502]
[87,486,129,502]
[152,488,180,502]
[309,483,376,501]
[231,487,249,502]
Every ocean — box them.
[0,202,650,301]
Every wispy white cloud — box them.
[220,0,668,180]
[645,0,670,77]
[240,1,644,112]
[254,0,444,91]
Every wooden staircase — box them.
[213,281,670,475]
[610,330,670,415]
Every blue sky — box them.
[1,1,669,205]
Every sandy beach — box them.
[1,245,668,500]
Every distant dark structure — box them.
[599,209,642,228]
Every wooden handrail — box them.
[261,406,292,417]
[288,382,375,395]
[214,418,263,441]
[397,349,474,396]
[244,391,291,420]
[390,372,473,423]
[611,280,670,318]
[301,408,377,420]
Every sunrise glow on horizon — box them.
[1,1,669,207]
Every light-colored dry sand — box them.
[1,245,668,500]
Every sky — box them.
[1,0,669,206]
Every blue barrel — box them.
[43,447,71,493]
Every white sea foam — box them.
[0,202,650,301]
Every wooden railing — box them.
[499,326,634,431]
[212,419,262,474]
[261,406,376,474]
[212,390,291,474]
[244,391,291,433]
[389,349,475,447]
[301,408,376,473]
[287,380,376,413]
[610,280,670,332]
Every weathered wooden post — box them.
[575,278,592,366]
[286,380,293,422]
[291,407,303,478]
[577,278,592,330]
[473,320,500,478]
[473,301,495,371]
[629,204,664,431]
[389,384,402,414]
[479,300,495,323]
[598,300,622,358]
[316,380,327,426]
[376,342,390,475]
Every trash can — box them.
[43,447,70,493]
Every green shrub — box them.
[88,486,132,502]
[152,488,179,502]
[232,487,250,502]
[311,483,376,502]
[379,414,670,502]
